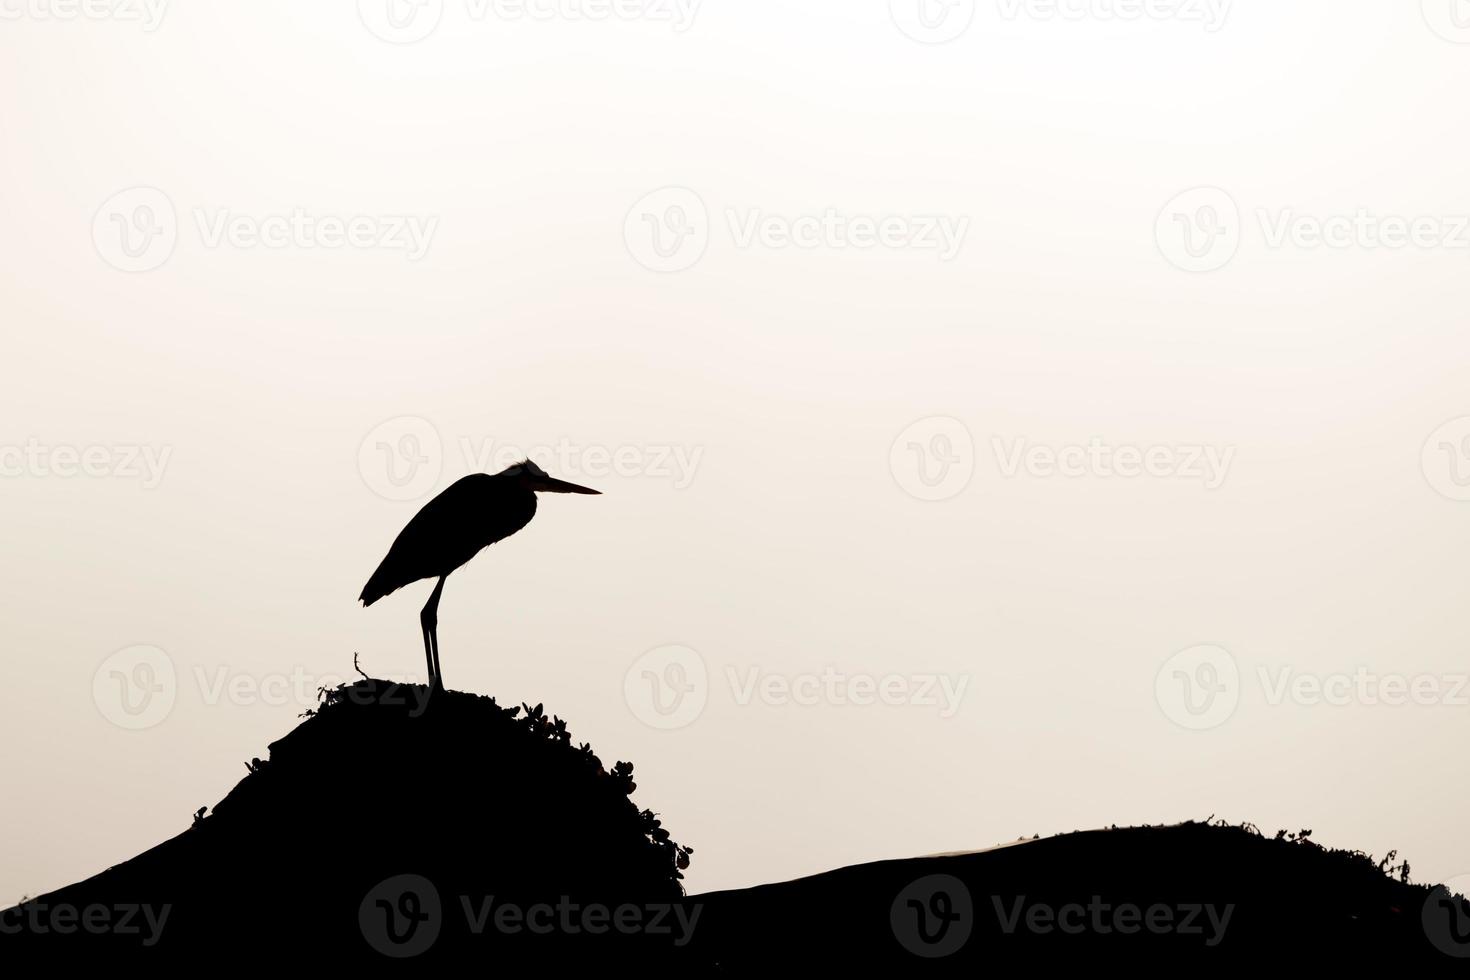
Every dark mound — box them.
[9,682,1467,970]
[3,679,695,967]
[688,821,1466,970]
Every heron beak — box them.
[539,476,601,495]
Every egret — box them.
[359,460,600,689]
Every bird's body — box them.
[359,474,538,607]
[360,460,599,689]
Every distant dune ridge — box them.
[698,822,1463,970]
[3,677,1465,969]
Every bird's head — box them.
[504,459,601,495]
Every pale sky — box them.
[4,1,1470,902]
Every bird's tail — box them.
[358,565,393,607]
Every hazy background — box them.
[4,1,1470,902]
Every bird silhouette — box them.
[360,460,600,690]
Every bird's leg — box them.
[419,619,435,691]
[430,623,443,692]
[422,575,447,692]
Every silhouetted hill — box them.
[690,822,1465,970]
[2,679,695,967]
[6,680,1467,969]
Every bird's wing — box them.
[358,476,491,605]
